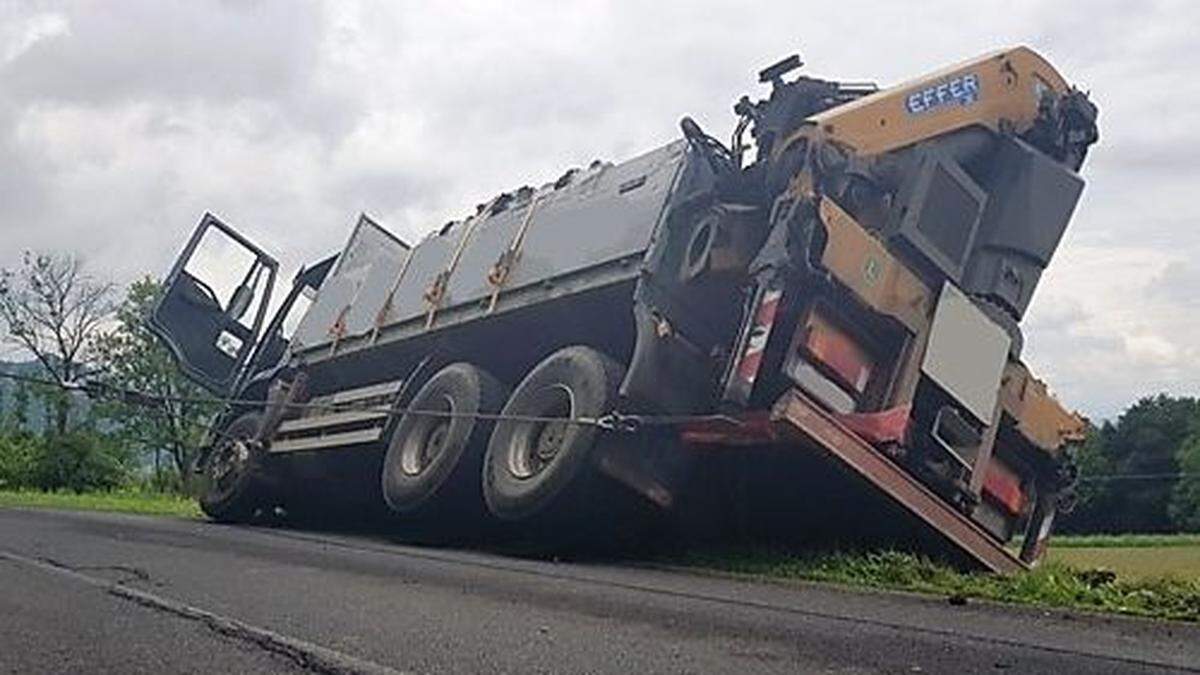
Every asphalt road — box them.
[1,508,1197,674]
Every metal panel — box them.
[921,283,1010,423]
[490,143,686,296]
[269,427,383,454]
[276,410,388,434]
[294,141,689,360]
[290,216,410,350]
[383,232,456,325]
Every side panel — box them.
[921,283,1011,424]
[295,141,689,360]
[290,216,410,351]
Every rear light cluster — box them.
[785,307,876,413]
[981,459,1028,516]
[733,288,783,390]
[802,312,873,394]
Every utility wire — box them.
[3,369,1197,484]
[1078,473,1200,483]
[0,369,740,433]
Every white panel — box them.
[921,283,1010,423]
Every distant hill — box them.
[0,359,90,432]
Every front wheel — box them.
[198,412,269,523]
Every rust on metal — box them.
[998,361,1086,457]
[425,201,493,329]
[771,388,1026,574]
[486,193,545,313]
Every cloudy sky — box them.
[1,0,1196,418]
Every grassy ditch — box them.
[0,489,202,518]
[677,547,1200,623]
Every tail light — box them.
[982,460,1026,516]
[801,311,874,394]
[733,288,783,387]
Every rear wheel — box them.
[199,412,269,523]
[483,346,626,524]
[381,363,508,518]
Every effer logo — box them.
[905,73,980,115]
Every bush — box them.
[0,432,40,489]
[31,432,134,493]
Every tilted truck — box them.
[150,46,1098,572]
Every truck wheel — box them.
[381,363,508,516]
[199,412,269,523]
[483,346,626,522]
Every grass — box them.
[676,546,1200,623]
[0,488,202,518]
[1045,535,1200,582]
[1046,533,1200,549]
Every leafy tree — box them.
[1059,426,1114,532]
[1061,395,1199,533]
[1169,425,1200,532]
[0,253,114,435]
[1101,395,1199,532]
[91,278,216,491]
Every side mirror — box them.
[227,284,253,322]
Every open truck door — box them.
[149,214,278,395]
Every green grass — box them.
[1047,542,1200,581]
[1047,533,1200,549]
[677,547,1200,623]
[0,488,202,518]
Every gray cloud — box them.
[3,2,324,106]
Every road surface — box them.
[1,508,1197,674]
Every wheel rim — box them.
[507,384,575,479]
[208,437,251,499]
[399,394,455,476]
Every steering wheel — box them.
[180,273,222,311]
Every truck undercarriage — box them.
[150,46,1097,572]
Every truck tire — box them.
[199,412,269,523]
[483,346,625,522]
[381,363,508,516]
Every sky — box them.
[1,0,1197,419]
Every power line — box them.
[1,369,1197,482]
[1078,473,1200,483]
[0,368,732,434]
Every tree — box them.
[1102,395,1199,532]
[1061,394,1200,534]
[1059,425,1114,532]
[91,278,216,491]
[1169,424,1200,532]
[0,253,114,435]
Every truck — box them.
[149,46,1098,572]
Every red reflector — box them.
[832,404,912,446]
[982,461,1026,516]
[736,289,782,385]
[804,313,873,394]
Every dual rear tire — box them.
[381,362,507,520]
[381,346,629,533]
